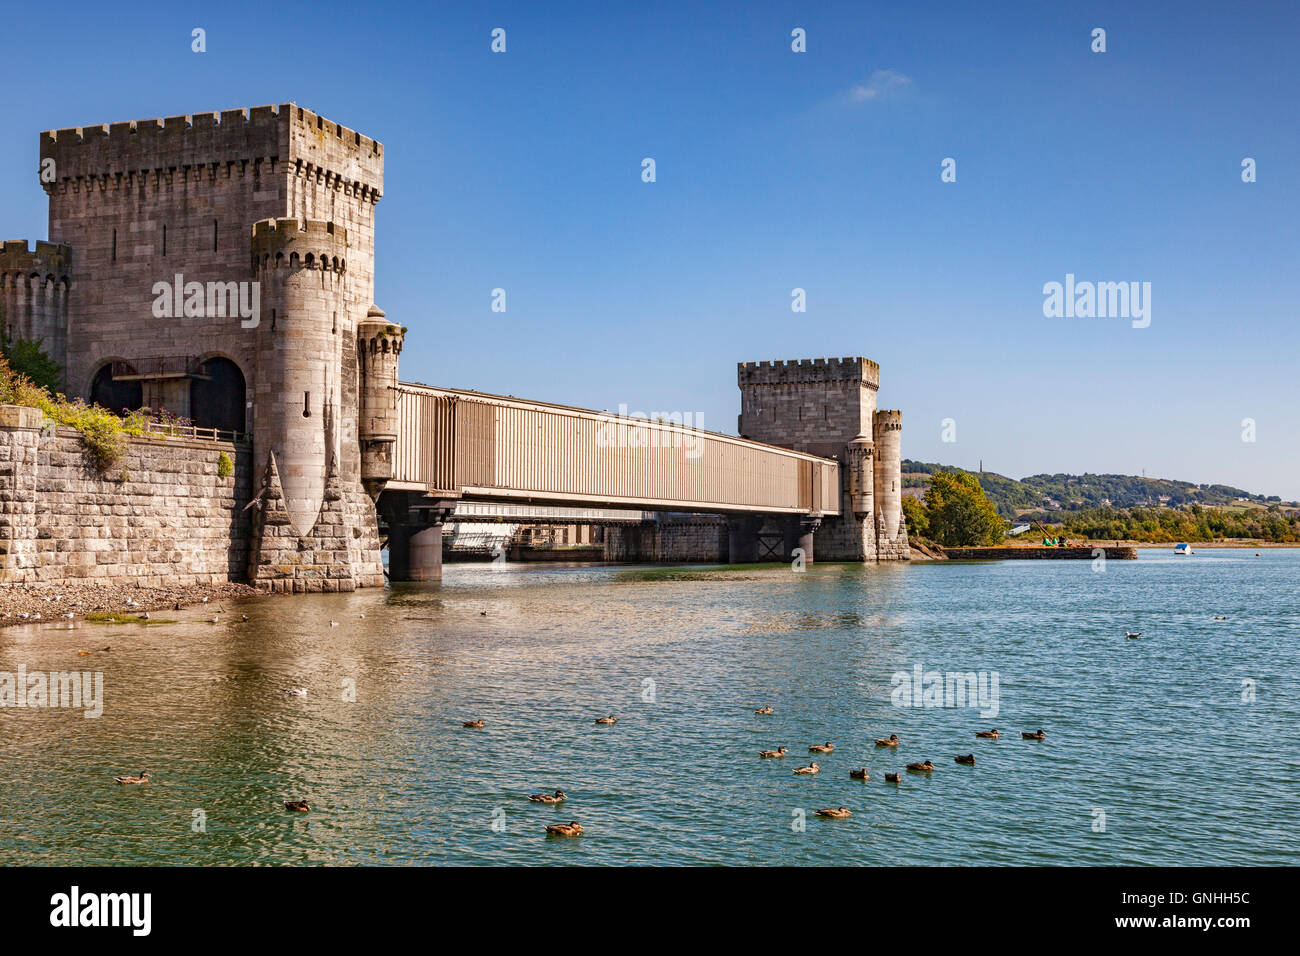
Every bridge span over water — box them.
[378,383,840,580]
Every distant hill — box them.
[901,460,1292,520]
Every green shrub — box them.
[0,355,190,473]
[217,451,233,478]
[0,332,62,392]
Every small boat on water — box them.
[1173,543,1193,555]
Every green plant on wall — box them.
[217,451,233,478]
[0,355,192,473]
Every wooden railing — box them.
[138,420,247,443]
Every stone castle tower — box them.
[737,357,908,560]
[0,103,403,590]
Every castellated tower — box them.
[737,357,907,561]
[22,102,393,590]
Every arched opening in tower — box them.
[89,364,142,414]
[190,357,247,434]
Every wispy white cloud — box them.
[846,69,912,103]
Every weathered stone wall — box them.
[41,108,289,402]
[247,450,384,592]
[603,518,728,562]
[0,408,252,586]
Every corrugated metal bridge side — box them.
[389,384,839,516]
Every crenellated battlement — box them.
[41,105,286,187]
[40,102,383,200]
[738,356,880,389]
[873,409,902,430]
[251,219,348,272]
[288,104,383,159]
[358,307,404,357]
[0,240,73,277]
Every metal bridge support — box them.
[727,515,762,564]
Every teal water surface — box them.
[1,548,1297,865]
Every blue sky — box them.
[2,1,1297,496]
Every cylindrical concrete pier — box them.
[408,525,444,581]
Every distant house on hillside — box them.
[1009,524,1031,536]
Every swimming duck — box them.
[1213,616,1228,621]
[815,807,852,819]
[594,716,618,725]
[529,790,566,804]
[1022,729,1046,740]
[462,719,485,728]
[545,821,583,837]
[874,734,900,747]
[975,729,1000,739]
[906,760,935,772]
[114,771,152,785]
[754,706,774,715]
[849,768,870,780]
[884,772,902,783]
[808,742,834,753]
[793,762,820,775]
[954,754,976,765]
[284,800,310,812]
[1125,631,1141,639]
[758,746,788,758]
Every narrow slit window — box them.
[111,229,117,262]
[212,219,218,252]
[302,392,311,418]
[161,224,166,257]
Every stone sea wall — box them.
[603,518,729,563]
[0,405,252,586]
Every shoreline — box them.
[0,582,258,628]
[1069,540,1294,549]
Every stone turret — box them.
[357,305,403,497]
[251,218,349,535]
[872,409,907,559]
[847,435,874,519]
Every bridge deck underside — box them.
[390,384,840,516]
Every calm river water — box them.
[1,549,1297,865]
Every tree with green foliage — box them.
[901,495,928,539]
[922,470,1006,546]
[0,331,62,392]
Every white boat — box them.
[1173,543,1193,555]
